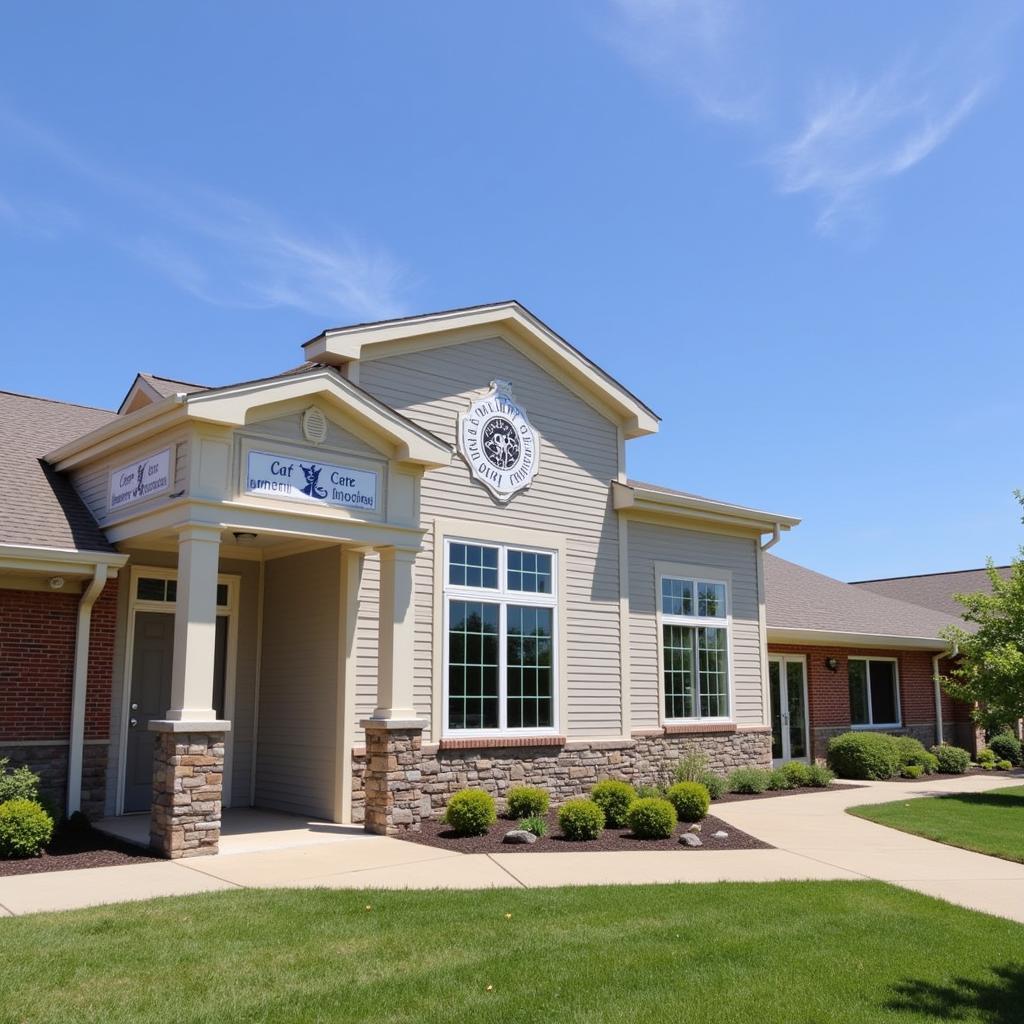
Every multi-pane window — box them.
[445,541,557,734]
[660,575,730,721]
[849,658,900,727]
[136,577,229,607]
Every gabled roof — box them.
[302,300,660,439]
[48,365,453,471]
[0,391,117,554]
[765,554,957,649]
[852,566,1012,620]
[118,372,211,415]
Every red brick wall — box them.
[0,580,118,743]
[767,643,947,758]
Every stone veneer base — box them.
[362,724,425,835]
[0,742,108,819]
[352,728,771,825]
[149,731,225,858]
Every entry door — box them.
[769,656,809,764]
[123,612,229,813]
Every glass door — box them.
[769,655,809,764]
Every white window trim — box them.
[442,537,559,739]
[656,566,734,725]
[848,656,902,730]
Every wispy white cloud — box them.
[0,104,410,321]
[604,0,763,123]
[600,1,1011,235]
[771,69,989,235]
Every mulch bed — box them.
[879,768,1019,784]
[0,825,159,877]
[399,809,771,854]
[715,784,864,803]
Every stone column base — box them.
[361,720,425,835]
[149,728,226,858]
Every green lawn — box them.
[850,785,1024,863]
[0,883,1022,1023]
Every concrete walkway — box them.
[0,774,1021,920]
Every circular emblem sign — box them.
[458,380,540,502]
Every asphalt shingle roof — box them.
[765,553,958,641]
[0,391,117,553]
[852,567,1010,620]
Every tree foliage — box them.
[941,494,1024,729]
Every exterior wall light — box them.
[232,531,258,543]
[825,656,839,672]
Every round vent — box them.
[302,406,328,445]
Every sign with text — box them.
[245,450,378,513]
[109,448,172,511]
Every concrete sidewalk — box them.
[0,774,1021,920]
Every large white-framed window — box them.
[659,573,732,722]
[443,538,558,736]
[848,656,901,728]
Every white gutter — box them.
[67,563,109,816]
[932,642,958,746]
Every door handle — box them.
[130,717,139,728]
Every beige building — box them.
[1,302,799,856]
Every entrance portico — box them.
[44,366,451,856]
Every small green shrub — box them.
[0,799,53,858]
[558,798,605,841]
[520,815,547,838]
[827,732,900,780]
[635,784,666,800]
[0,758,41,805]
[590,780,637,827]
[931,744,971,774]
[626,797,677,839]
[443,789,497,836]
[698,772,727,800]
[902,764,924,779]
[977,748,996,765]
[505,786,549,819]
[781,761,814,787]
[767,768,792,791]
[997,759,1014,771]
[727,767,771,794]
[806,763,834,787]
[673,751,709,783]
[988,732,1022,767]
[894,736,938,774]
[665,781,710,822]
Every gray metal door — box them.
[124,612,175,812]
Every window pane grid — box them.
[445,541,557,734]
[448,543,499,589]
[661,575,730,721]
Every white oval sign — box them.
[458,380,539,503]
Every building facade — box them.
[2,302,804,856]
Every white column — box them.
[369,546,420,723]
[335,547,365,823]
[163,524,224,724]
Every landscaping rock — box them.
[503,829,538,845]
[712,830,729,839]
[679,833,703,847]
[688,823,702,832]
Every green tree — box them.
[940,493,1024,729]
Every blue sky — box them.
[2,2,1022,581]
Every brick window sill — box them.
[438,735,566,751]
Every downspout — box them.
[67,563,109,816]
[932,642,958,747]
[761,523,782,551]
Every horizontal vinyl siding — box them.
[71,434,190,523]
[358,336,622,740]
[255,548,340,818]
[241,409,381,459]
[627,521,765,727]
